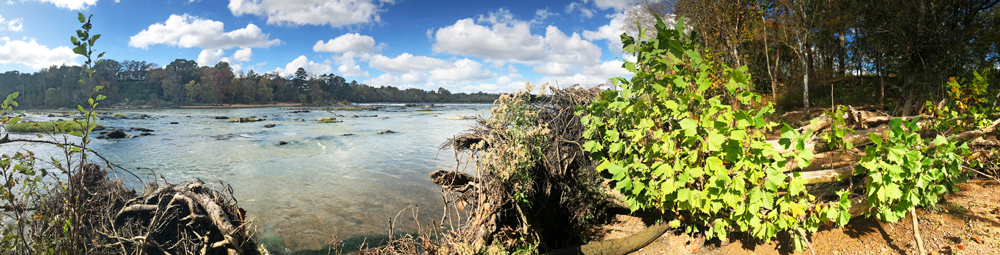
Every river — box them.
[3,104,490,251]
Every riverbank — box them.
[179,103,304,109]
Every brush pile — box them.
[432,84,614,253]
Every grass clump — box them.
[5,119,99,133]
[318,117,341,123]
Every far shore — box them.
[178,103,304,109]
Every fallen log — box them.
[548,222,671,255]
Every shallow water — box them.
[3,104,489,251]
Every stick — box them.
[911,208,925,255]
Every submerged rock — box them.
[92,125,106,131]
[275,141,288,146]
[215,116,229,119]
[341,133,354,136]
[130,127,154,132]
[376,129,396,134]
[169,122,179,124]
[263,123,276,128]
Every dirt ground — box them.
[591,178,1000,255]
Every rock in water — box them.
[215,116,229,119]
[376,129,395,134]
[263,123,276,128]
[275,141,288,146]
[99,129,127,139]
[169,122,179,124]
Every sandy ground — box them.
[590,178,1000,255]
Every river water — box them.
[4,104,490,251]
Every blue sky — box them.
[0,0,637,93]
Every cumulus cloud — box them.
[129,14,281,50]
[275,55,333,76]
[196,49,228,67]
[336,57,368,77]
[543,26,602,65]
[313,33,381,53]
[368,53,450,73]
[37,0,97,10]
[432,18,547,62]
[582,12,627,55]
[428,58,492,81]
[0,15,23,32]
[233,47,252,62]
[531,62,572,75]
[432,13,602,69]
[364,57,492,87]
[228,0,395,28]
[0,37,79,69]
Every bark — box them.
[548,222,671,255]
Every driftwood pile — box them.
[30,163,262,255]
[431,85,617,254]
[776,106,1000,216]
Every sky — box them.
[0,0,638,93]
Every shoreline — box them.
[178,103,304,109]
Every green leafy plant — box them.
[577,16,841,248]
[859,117,970,222]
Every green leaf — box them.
[706,131,726,151]
[706,156,724,174]
[678,118,698,137]
[73,45,87,56]
[78,12,86,23]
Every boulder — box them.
[263,123,276,128]
[275,141,288,146]
[140,132,153,136]
[92,125,106,131]
[99,129,127,139]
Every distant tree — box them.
[293,67,308,91]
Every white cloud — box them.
[0,15,23,32]
[565,2,594,18]
[433,13,602,69]
[129,14,281,50]
[592,0,628,11]
[0,37,79,69]
[37,0,97,10]
[228,0,395,28]
[532,8,554,24]
[531,62,571,75]
[196,49,228,66]
[336,57,368,77]
[368,53,450,73]
[233,47,252,62]
[543,26,602,65]
[583,11,627,55]
[583,60,631,77]
[432,18,547,62]
[428,58,492,81]
[364,57,492,87]
[313,33,381,53]
[275,55,333,77]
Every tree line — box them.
[630,0,999,114]
[0,58,499,109]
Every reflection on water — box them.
[2,104,489,251]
